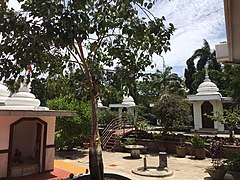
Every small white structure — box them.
[187,68,231,132]
[0,81,75,179]
[109,94,137,118]
[97,98,108,111]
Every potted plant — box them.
[190,134,206,159]
[205,140,227,180]
[176,135,186,158]
[225,150,240,180]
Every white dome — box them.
[0,84,10,105]
[122,95,135,106]
[197,75,221,95]
[0,84,10,97]
[5,81,40,107]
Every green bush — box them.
[97,110,119,125]
[190,134,205,148]
[47,95,91,150]
[123,137,135,146]
[226,150,240,171]
[153,93,192,134]
[136,116,153,131]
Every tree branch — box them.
[135,3,156,21]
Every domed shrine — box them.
[109,93,137,118]
[0,81,75,179]
[187,67,231,132]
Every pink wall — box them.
[0,116,56,178]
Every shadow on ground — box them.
[55,150,88,160]
[122,156,142,160]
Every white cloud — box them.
[149,0,226,76]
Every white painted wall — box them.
[192,100,225,131]
[193,102,202,130]
[213,101,225,131]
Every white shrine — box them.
[187,67,231,132]
[0,81,75,179]
[109,94,137,118]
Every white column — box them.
[212,101,224,131]
[193,101,203,130]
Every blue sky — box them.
[148,0,226,77]
[8,0,227,77]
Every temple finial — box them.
[204,62,210,82]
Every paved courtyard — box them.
[56,149,235,180]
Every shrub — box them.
[153,93,192,134]
[97,110,119,126]
[225,150,240,171]
[190,134,205,148]
[47,95,91,150]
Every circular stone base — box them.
[132,166,173,177]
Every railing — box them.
[101,116,132,149]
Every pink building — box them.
[0,82,75,178]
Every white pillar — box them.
[213,101,225,131]
[193,101,202,130]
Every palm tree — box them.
[184,58,196,94]
[148,67,184,97]
[191,39,221,71]
[184,39,222,94]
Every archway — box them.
[201,101,214,128]
[8,118,47,177]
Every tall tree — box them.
[192,39,221,71]
[184,39,222,94]
[184,58,196,94]
[150,67,184,95]
[0,1,174,179]
[139,66,184,105]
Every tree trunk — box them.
[89,93,104,180]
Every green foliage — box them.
[190,134,205,148]
[184,58,196,94]
[184,39,222,94]
[136,116,153,131]
[123,112,135,125]
[97,110,119,125]
[223,65,240,104]
[123,137,135,146]
[153,93,192,134]
[207,110,240,139]
[0,0,175,89]
[31,78,48,106]
[139,67,185,105]
[225,150,240,171]
[47,95,91,149]
[0,0,175,178]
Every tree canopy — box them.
[184,39,222,94]
[153,93,192,134]
[0,0,175,179]
[0,0,175,87]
